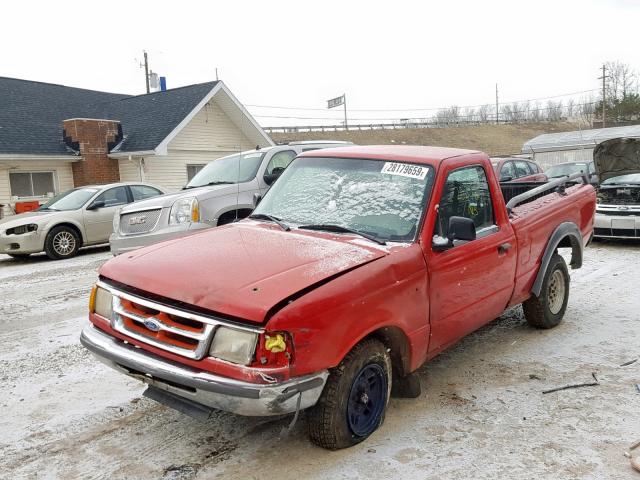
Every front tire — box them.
[523,253,570,329]
[45,226,80,260]
[308,339,391,450]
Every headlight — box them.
[209,327,258,365]
[6,224,38,235]
[90,285,113,319]
[169,197,200,225]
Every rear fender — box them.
[531,222,582,297]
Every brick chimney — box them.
[63,118,122,186]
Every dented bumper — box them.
[80,324,328,417]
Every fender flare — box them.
[531,222,583,297]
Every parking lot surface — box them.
[1,241,639,479]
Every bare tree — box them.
[478,104,491,123]
[606,61,637,100]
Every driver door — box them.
[83,186,130,244]
[425,164,516,355]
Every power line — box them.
[245,88,599,113]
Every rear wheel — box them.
[45,226,80,260]
[523,253,569,329]
[308,339,391,450]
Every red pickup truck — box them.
[81,145,596,450]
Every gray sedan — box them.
[0,182,165,260]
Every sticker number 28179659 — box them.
[381,162,428,180]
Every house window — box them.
[9,171,56,198]
[186,164,206,182]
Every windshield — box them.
[186,151,266,188]
[601,173,640,185]
[38,188,99,211]
[545,163,591,178]
[253,157,434,242]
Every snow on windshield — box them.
[256,157,433,241]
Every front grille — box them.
[119,209,162,235]
[597,209,639,216]
[98,283,262,360]
[594,227,640,238]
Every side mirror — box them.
[87,199,105,210]
[263,167,285,186]
[433,216,476,251]
[253,192,262,208]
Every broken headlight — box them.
[6,224,38,235]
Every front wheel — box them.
[523,253,570,329]
[307,339,391,450]
[45,226,80,260]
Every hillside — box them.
[270,122,579,156]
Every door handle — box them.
[498,242,512,255]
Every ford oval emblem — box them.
[143,317,162,332]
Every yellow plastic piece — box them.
[191,201,200,222]
[89,284,97,313]
[265,334,286,353]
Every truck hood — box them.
[119,183,247,213]
[0,210,60,231]
[593,137,640,182]
[99,222,387,323]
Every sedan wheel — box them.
[45,226,80,260]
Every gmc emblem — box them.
[128,215,147,225]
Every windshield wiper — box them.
[248,213,290,231]
[184,181,234,190]
[298,224,386,245]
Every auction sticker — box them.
[381,162,428,180]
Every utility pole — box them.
[495,83,499,124]
[598,64,608,128]
[343,93,348,131]
[142,51,150,94]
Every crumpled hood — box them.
[119,184,242,213]
[0,210,58,231]
[594,137,640,182]
[99,222,387,323]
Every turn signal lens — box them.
[191,200,200,222]
[89,285,97,312]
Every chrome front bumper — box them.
[80,324,328,416]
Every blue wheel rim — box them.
[347,363,387,437]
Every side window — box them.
[500,162,516,180]
[514,161,530,178]
[435,166,495,241]
[130,185,163,201]
[94,186,129,207]
[265,150,296,176]
[527,162,539,174]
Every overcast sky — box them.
[2,0,638,126]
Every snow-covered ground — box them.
[1,241,639,479]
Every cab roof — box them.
[300,145,484,166]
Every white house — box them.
[0,77,273,212]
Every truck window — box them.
[434,165,496,242]
[265,150,297,176]
[514,161,530,178]
[500,162,516,180]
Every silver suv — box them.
[109,141,351,255]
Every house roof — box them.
[0,77,272,156]
[522,125,640,152]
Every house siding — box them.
[123,101,256,192]
[0,160,75,211]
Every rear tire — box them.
[523,253,569,329]
[308,339,391,450]
[45,226,80,260]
